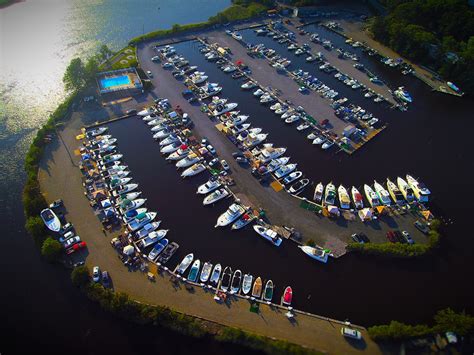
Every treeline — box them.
[71,266,319,355]
[368,308,474,341]
[370,0,474,94]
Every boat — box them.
[351,186,364,209]
[209,264,222,285]
[288,178,310,194]
[312,136,325,145]
[232,32,242,41]
[110,177,132,189]
[160,141,182,154]
[406,174,430,202]
[275,106,288,115]
[199,262,213,283]
[116,191,141,204]
[256,147,286,163]
[40,208,61,232]
[188,259,201,282]
[241,81,256,90]
[270,102,281,111]
[108,170,130,179]
[338,185,351,209]
[153,129,172,140]
[324,182,336,205]
[394,86,412,103]
[220,266,232,291]
[253,88,264,96]
[251,277,263,298]
[253,225,282,246]
[282,286,292,306]
[167,146,190,160]
[122,208,147,223]
[274,163,297,179]
[242,274,253,295]
[137,108,154,117]
[135,220,161,239]
[102,154,123,164]
[296,122,310,131]
[307,131,318,140]
[230,269,242,294]
[243,133,268,148]
[364,184,380,207]
[87,127,107,137]
[266,157,290,173]
[181,163,206,178]
[203,188,229,205]
[176,253,194,274]
[447,81,461,93]
[282,171,302,185]
[397,177,415,203]
[314,182,324,203]
[147,238,169,261]
[259,94,275,104]
[215,203,246,227]
[213,103,238,116]
[262,280,274,302]
[298,245,329,263]
[387,178,404,204]
[374,180,391,205]
[176,153,201,169]
[231,213,254,230]
[107,164,128,175]
[116,183,138,195]
[155,241,179,264]
[322,140,334,150]
[197,178,221,195]
[127,212,157,232]
[159,135,179,146]
[285,115,300,124]
[137,229,168,249]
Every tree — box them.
[171,23,181,32]
[99,44,113,61]
[41,237,62,262]
[63,58,85,92]
[434,308,474,336]
[71,265,90,287]
[25,216,46,241]
[84,57,99,84]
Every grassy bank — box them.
[72,266,318,355]
[347,220,442,258]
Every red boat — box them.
[282,286,293,306]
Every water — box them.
[100,75,132,89]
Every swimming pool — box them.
[100,75,131,89]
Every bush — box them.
[71,265,90,287]
[433,308,474,336]
[368,321,431,341]
[41,237,62,262]
[25,216,47,244]
[306,239,315,247]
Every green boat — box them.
[263,280,274,302]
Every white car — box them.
[59,231,75,243]
[341,327,362,340]
[402,231,414,244]
[146,70,153,78]
[207,144,216,155]
[62,236,80,248]
[221,160,230,171]
[92,266,101,282]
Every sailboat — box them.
[387,178,404,204]
[397,177,415,203]
[338,185,351,209]
[314,182,324,203]
[364,184,380,207]
[351,186,364,209]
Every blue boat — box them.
[147,238,169,261]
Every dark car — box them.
[386,231,397,243]
[351,233,362,243]
[414,220,430,234]
[358,233,370,243]
[101,271,110,287]
[394,230,406,243]
[126,109,137,116]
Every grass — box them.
[99,46,138,71]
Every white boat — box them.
[138,108,154,117]
[87,126,107,137]
[256,147,286,163]
[137,229,168,249]
[270,102,281,111]
[153,129,172,140]
[253,225,282,246]
[209,263,222,285]
[364,184,380,207]
[266,157,290,172]
[181,163,206,178]
[231,213,254,230]
[148,117,167,126]
[285,115,300,124]
[288,178,309,194]
[116,183,138,195]
[220,266,232,291]
[260,94,274,104]
[116,191,141,204]
[127,212,157,232]
[107,164,128,175]
[387,178,404,204]
[215,203,246,227]
[150,123,169,133]
[406,174,430,202]
[296,122,310,131]
[176,253,194,274]
[232,123,252,135]
[324,182,336,205]
[253,89,265,96]
[176,153,201,169]
[230,269,242,294]
[102,154,123,164]
[167,147,190,160]
[122,208,147,223]
[242,274,253,295]
[338,185,351,209]
[322,140,334,150]
[213,103,238,116]
[298,245,328,263]
[197,178,221,194]
[243,133,268,148]
[351,186,364,209]
[160,141,182,154]
[147,238,169,261]
[313,182,324,203]
[232,32,242,41]
[135,221,161,239]
[40,208,61,232]
[159,135,179,147]
[374,180,391,205]
[200,262,213,283]
[307,131,318,140]
[110,177,132,189]
[282,171,302,185]
[120,198,146,213]
[203,188,229,205]
[274,163,297,179]
[223,65,237,73]
[394,86,412,103]
[108,170,130,179]
[275,106,288,115]
[312,136,325,145]
[241,81,256,90]
[397,177,415,203]
[188,260,201,282]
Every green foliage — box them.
[129,22,210,46]
[208,2,268,25]
[347,241,429,258]
[71,265,90,287]
[433,308,474,336]
[306,239,315,247]
[368,320,431,341]
[63,58,86,92]
[41,237,62,262]
[25,216,47,244]
[99,44,113,61]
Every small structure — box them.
[96,67,143,96]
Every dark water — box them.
[104,24,474,329]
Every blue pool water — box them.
[100,75,131,89]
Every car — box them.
[146,70,153,78]
[206,144,216,155]
[402,230,414,244]
[386,231,397,243]
[201,137,209,145]
[341,327,362,340]
[232,151,244,159]
[49,199,63,209]
[101,271,110,287]
[209,158,219,168]
[59,222,73,235]
[221,160,230,171]
[92,266,101,282]
[66,241,87,255]
[126,109,137,115]
[358,233,370,243]
[394,230,406,243]
[63,236,81,248]
[151,56,160,62]
[59,231,75,243]
[414,220,430,234]
[351,233,362,243]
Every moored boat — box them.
[282,171,302,185]
[351,186,364,209]
[263,280,274,302]
[220,266,232,291]
[314,182,324,203]
[324,182,336,205]
[387,178,404,204]
[406,174,430,202]
[298,245,329,263]
[147,238,169,261]
[242,274,253,295]
[397,177,415,202]
[282,286,293,306]
[253,225,282,246]
[338,185,351,209]
[251,277,263,298]
[203,188,229,205]
[231,213,254,230]
[181,163,206,178]
[209,263,222,285]
[127,212,157,232]
[176,253,194,274]
[215,203,246,227]
[40,208,61,232]
[274,163,297,179]
[288,178,309,194]
[135,220,160,239]
[364,184,380,207]
[374,180,391,205]
[188,259,201,282]
[199,262,213,283]
[230,269,242,294]
[197,177,221,194]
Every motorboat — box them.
[176,153,201,169]
[116,191,141,204]
[127,212,157,232]
[251,277,263,298]
[324,182,336,205]
[102,154,123,164]
[40,208,61,232]
[351,186,364,209]
[97,144,116,154]
[256,147,286,163]
[220,266,232,291]
[322,140,334,150]
[181,163,206,178]
[282,171,302,185]
[243,133,268,148]
[160,141,182,154]
[253,88,265,96]
[199,261,213,283]
[288,178,309,194]
[176,253,194,274]
[313,182,324,203]
[232,32,242,41]
[275,106,288,115]
[406,174,430,202]
[232,123,252,135]
[364,184,380,207]
[231,213,254,230]
[135,220,161,239]
[262,280,274,302]
[213,103,238,116]
[209,263,222,285]
[137,229,168,249]
[230,269,242,294]
[242,274,253,295]
[307,131,318,140]
[253,225,282,246]
[188,259,201,282]
[374,180,391,205]
[312,136,325,145]
[387,178,404,204]
[120,198,146,213]
[260,94,275,104]
[107,164,128,175]
[159,135,179,146]
[153,128,172,140]
[215,203,246,227]
[296,122,310,131]
[266,157,290,173]
[229,115,248,126]
[203,188,229,205]
[122,208,147,223]
[397,177,415,203]
[197,178,221,195]
[284,115,300,124]
[338,185,351,209]
[110,177,132,189]
[108,170,130,179]
[298,245,328,263]
[156,241,179,264]
[270,102,281,111]
[274,163,297,179]
[282,286,293,306]
[191,74,208,84]
[167,146,190,160]
[138,108,154,117]
[116,183,138,195]
[394,86,412,103]
[87,126,107,137]
[241,81,256,90]
[147,238,169,261]
[223,65,237,73]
